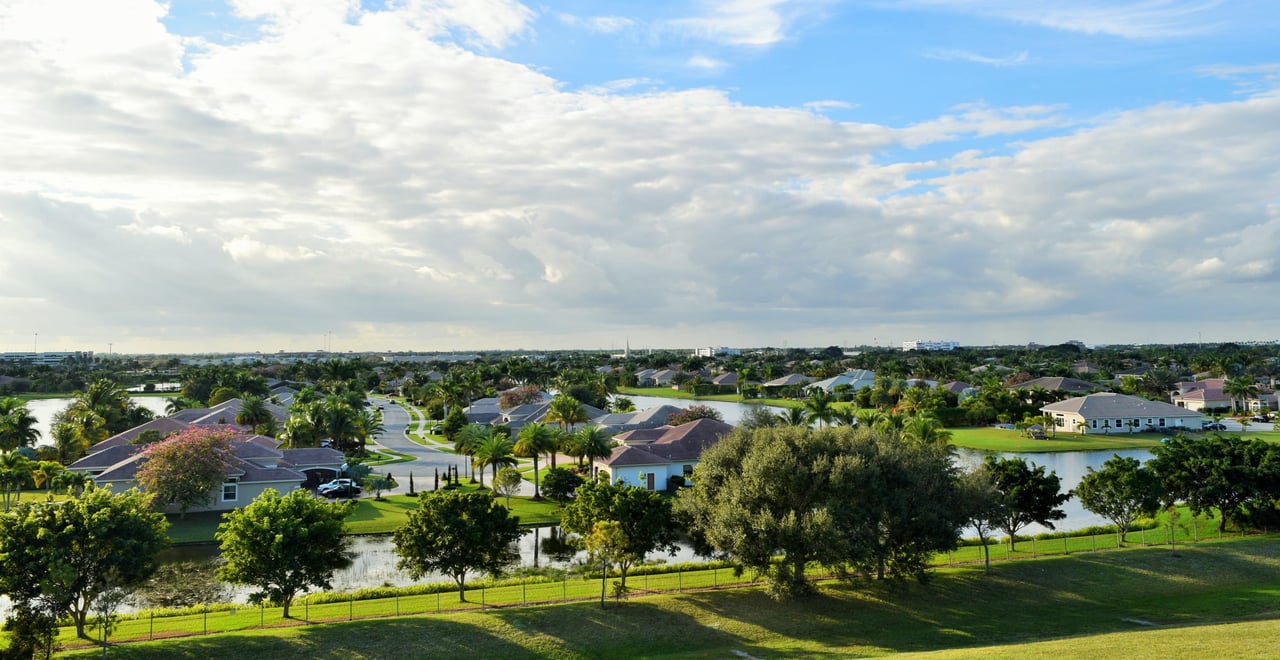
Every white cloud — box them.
[1,0,1278,351]
[925,48,1030,67]
[687,55,728,70]
[670,0,833,47]
[558,13,636,34]
[889,0,1225,39]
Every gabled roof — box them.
[1173,388,1229,401]
[603,418,734,465]
[614,428,670,444]
[711,372,739,386]
[1011,376,1105,393]
[89,417,191,453]
[68,445,142,472]
[601,445,669,467]
[763,374,813,387]
[1042,392,1200,418]
[942,381,972,394]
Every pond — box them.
[23,396,171,446]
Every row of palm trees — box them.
[452,420,615,499]
[770,392,954,446]
[279,396,383,453]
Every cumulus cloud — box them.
[670,0,834,47]
[0,0,1277,352]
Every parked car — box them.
[1202,423,1227,431]
[318,479,361,498]
[430,424,443,434]
[1250,415,1271,423]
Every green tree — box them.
[541,467,584,504]
[392,490,522,602]
[0,486,169,639]
[216,488,355,618]
[473,432,517,487]
[667,404,725,426]
[1149,434,1279,533]
[134,427,237,517]
[353,408,385,451]
[585,520,633,609]
[441,405,468,442]
[494,466,524,506]
[235,395,275,435]
[1077,454,1163,545]
[0,451,34,511]
[0,397,41,451]
[50,421,88,464]
[574,425,615,471]
[902,414,953,447]
[956,464,1001,574]
[545,395,589,468]
[984,455,1071,549]
[514,422,555,499]
[802,390,836,428]
[562,480,679,591]
[1224,376,1260,414]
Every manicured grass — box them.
[53,537,1280,658]
[947,427,1166,452]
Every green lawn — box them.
[52,537,1280,659]
[948,426,1280,453]
[166,488,564,543]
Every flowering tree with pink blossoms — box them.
[135,427,238,516]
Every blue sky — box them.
[1,1,1279,353]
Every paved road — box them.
[366,397,467,495]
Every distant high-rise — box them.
[902,340,959,352]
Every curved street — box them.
[365,396,468,496]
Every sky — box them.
[1,0,1278,354]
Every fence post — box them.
[947,551,952,567]
[261,604,264,629]
[203,607,208,635]
[678,567,682,592]
[1091,533,1095,551]
[1063,533,1068,555]
[396,594,399,617]
[1142,529,1147,546]
[482,586,486,608]
[1032,537,1036,558]
[437,591,441,613]
[645,574,648,592]
[714,567,718,587]
[150,613,154,641]
[349,594,353,621]
[523,579,527,604]
[305,599,309,625]
[563,578,567,602]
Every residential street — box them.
[364,396,467,496]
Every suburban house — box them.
[763,374,814,389]
[941,381,972,394]
[591,404,684,434]
[1041,393,1203,434]
[169,397,290,427]
[1010,376,1107,395]
[1171,387,1233,412]
[806,369,876,394]
[68,431,345,514]
[1175,378,1226,395]
[594,418,734,491]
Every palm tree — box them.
[873,411,907,434]
[515,422,555,499]
[777,407,809,427]
[51,470,90,497]
[235,396,274,434]
[354,409,385,452]
[854,408,879,429]
[473,433,517,488]
[164,396,195,415]
[456,424,491,483]
[50,422,88,464]
[574,425,614,474]
[803,391,836,428]
[0,451,33,511]
[319,396,359,451]
[545,395,589,468]
[902,415,953,447]
[1224,376,1260,414]
[31,460,63,499]
[0,397,41,452]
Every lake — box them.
[23,396,171,446]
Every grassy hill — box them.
[58,537,1280,658]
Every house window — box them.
[683,465,694,475]
[222,481,238,502]
[1159,419,1165,426]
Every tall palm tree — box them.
[574,425,615,474]
[473,433,517,488]
[545,395,588,468]
[0,397,41,452]
[854,408,879,429]
[515,422,555,499]
[456,424,491,483]
[0,452,33,511]
[802,390,836,428]
[31,460,64,497]
[354,409,385,452]
[1224,376,1260,414]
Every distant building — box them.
[692,347,741,357]
[0,351,94,366]
[902,340,959,352]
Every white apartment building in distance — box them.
[902,340,960,352]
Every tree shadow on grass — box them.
[57,617,548,660]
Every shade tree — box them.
[392,490,522,602]
[983,455,1071,549]
[1076,454,1163,545]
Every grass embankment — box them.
[165,485,565,543]
[55,537,1280,658]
